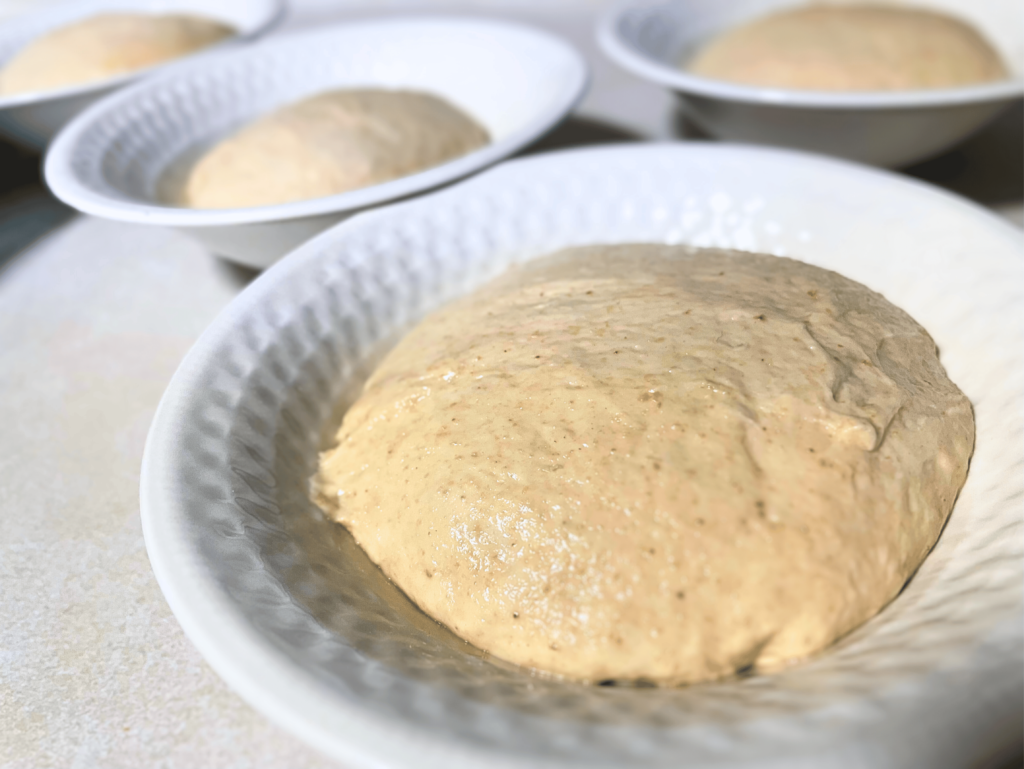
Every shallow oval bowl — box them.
[44,17,589,269]
[598,0,1024,167]
[140,143,1023,768]
[0,0,282,150]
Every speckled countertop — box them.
[0,1,1021,767]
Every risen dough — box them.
[182,89,490,209]
[315,245,974,684]
[0,13,234,96]
[687,5,1007,91]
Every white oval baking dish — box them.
[597,0,1024,167]
[141,143,1023,768]
[44,16,589,268]
[0,0,283,150]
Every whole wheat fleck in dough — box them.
[686,5,1008,91]
[0,13,234,96]
[314,245,974,685]
[182,89,490,209]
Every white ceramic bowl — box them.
[598,0,1024,167]
[44,18,588,270]
[141,143,1022,769]
[0,0,282,151]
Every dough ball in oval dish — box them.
[314,244,975,685]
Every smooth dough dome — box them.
[687,4,1008,91]
[0,13,234,96]
[315,245,974,685]
[181,89,490,209]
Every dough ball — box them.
[0,13,234,96]
[181,89,490,209]
[687,5,1008,90]
[315,245,974,685]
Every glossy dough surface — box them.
[315,245,974,684]
[0,13,234,96]
[687,4,1007,91]
[182,89,489,209]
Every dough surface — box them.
[182,89,490,209]
[0,13,234,96]
[687,4,1007,91]
[315,245,974,684]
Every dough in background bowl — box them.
[686,4,1008,91]
[182,89,490,209]
[315,244,975,686]
[0,13,235,96]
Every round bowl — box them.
[140,143,1023,768]
[44,17,589,270]
[597,0,1024,167]
[0,0,283,151]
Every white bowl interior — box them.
[142,145,1023,768]
[616,0,1023,85]
[54,18,585,214]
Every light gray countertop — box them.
[1,2,1021,767]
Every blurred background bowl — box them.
[597,0,1024,167]
[44,16,589,269]
[0,0,283,151]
